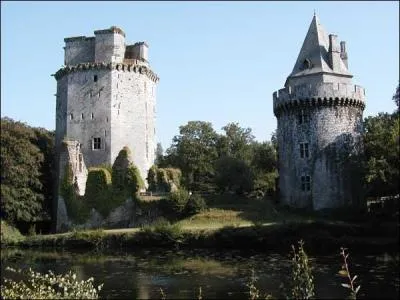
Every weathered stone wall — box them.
[110,68,157,182]
[276,104,363,209]
[56,140,88,231]
[54,27,159,230]
[64,37,95,66]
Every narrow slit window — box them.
[91,113,94,120]
[81,113,84,120]
[93,137,101,150]
[301,175,311,191]
[300,143,309,158]
[298,110,308,124]
[94,75,98,82]
[69,113,73,120]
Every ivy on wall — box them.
[61,146,145,222]
[147,165,182,192]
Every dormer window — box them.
[301,59,312,70]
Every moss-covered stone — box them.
[60,163,90,223]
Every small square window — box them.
[94,75,98,82]
[93,137,101,150]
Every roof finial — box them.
[313,9,316,17]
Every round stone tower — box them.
[273,15,366,210]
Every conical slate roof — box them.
[288,14,351,79]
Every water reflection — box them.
[1,248,399,299]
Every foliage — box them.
[290,240,314,299]
[0,220,25,245]
[393,82,399,111]
[155,142,164,165]
[85,168,112,217]
[167,121,219,190]
[0,117,48,224]
[60,163,90,224]
[141,219,184,243]
[363,112,399,197]
[218,122,255,162]
[166,188,190,215]
[112,147,144,196]
[185,194,207,215]
[339,247,361,300]
[126,165,145,194]
[1,267,103,299]
[155,167,182,192]
[215,156,254,194]
[147,165,158,192]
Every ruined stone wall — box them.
[56,140,88,231]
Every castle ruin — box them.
[273,15,366,210]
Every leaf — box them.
[355,285,361,293]
[341,283,351,288]
[338,270,348,277]
[352,275,358,282]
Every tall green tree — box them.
[363,112,399,197]
[154,142,164,166]
[167,121,218,190]
[1,118,52,223]
[217,122,255,162]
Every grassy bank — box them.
[3,196,398,254]
[8,219,397,255]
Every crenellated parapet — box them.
[53,61,159,83]
[273,82,365,116]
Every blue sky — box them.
[1,1,399,150]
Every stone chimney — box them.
[340,41,348,68]
[328,34,341,72]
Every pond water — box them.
[1,248,399,299]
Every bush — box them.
[1,267,103,299]
[166,189,190,215]
[85,168,112,217]
[0,220,24,245]
[185,194,207,215]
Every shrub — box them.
[126,165,145,195]
[141,220,183,243]
[147,165,158,192]
[112,147,144,196]
[85,168,112,217]
[185,193,207,215]
[0,220,24,245]
[1,267,103,299]
[290,240,314,299]
[166,188,190,215]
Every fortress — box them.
[53,16,366,231]
[273,15,366,209]
[54,26,159,230]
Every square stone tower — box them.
[54,26,159,182]
[273,15,366,210]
